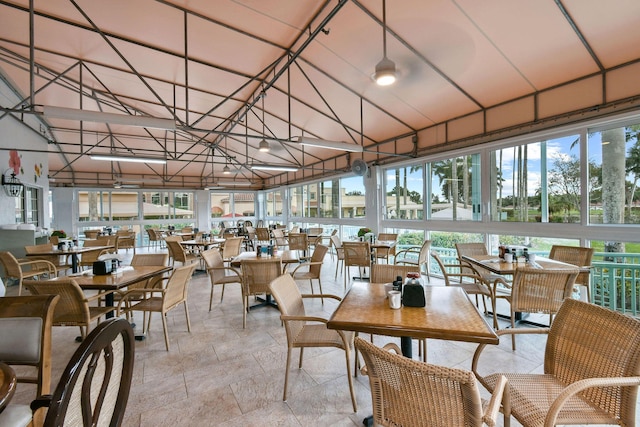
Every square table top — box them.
[56,265,171,291]
[461,254,590,276]
[327,283,498,345]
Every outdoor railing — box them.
[425,247,640,317]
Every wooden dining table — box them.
[230,250,300,269]
[328,283,498,358]
[461,254,590,275]
[61,265,172,317]
[26,245,114,273]
[0,362,16,414]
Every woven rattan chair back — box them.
[83,229,100,239]
[0,295,58,398]
[222,237,244,260]
[510,267,579,315]
[38,318,135,427]
[23,278,115,340]
[370,264,420,284]
[241,258,282,297]
[240,258,282,328]
[272,228,288,247]
[255,227,271,243]
[130,253,169,288]
[549,244,594,299]
[307,244,328,277]
[287,233,308,252]
[356,337,502,427]
[0,251,56,295]
[342,241,371,289]
[330,235,345,279]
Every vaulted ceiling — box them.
[1,0,640,189]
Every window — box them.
[318,179,339,218]
[430,155,479,221]
[340,176,365,218]
[78,191,109,222]
[385,165,424,220]
[14,186,40,226]
[490,135,581,223]
[588,123,640,226]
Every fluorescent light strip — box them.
[250,164,299,172]
[90,154,167,164]
[43,106,176,130]
[294,136,363,152]
[216,181,253,187]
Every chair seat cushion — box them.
[0,404,32,427]
[484,373,618,426]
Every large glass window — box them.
[78,191,109,222]
[490,135,580,223]
[265,190,284,216]
[430,155,479,221]
[385,165,424,220]
[142,191,194,220]
[340,176,365,218]
[588,124,640,226]
[318,179,339,218]
[210,191,255,230]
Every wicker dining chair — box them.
[395,239,432,281]
[31,318,135,427]
[201,248,241,309]
[23,278,115,340]
[356,337,506,427]
[240,257,283,328]
[494,266,579,350]
[271,227,288,249]
[221,236,244,266]
[290,244,328,299]
[164,236,199,267]
[287,233,309,259]
[548,244,594,301]
[117,263,197,351]
[374,233,397,264]
[342,241,371,290]
[0,251,57,296]
[255,227,271,245]
[430,250,492,315]
[269,274,357,412]
[472,298,640,427]
[24,244,73,276]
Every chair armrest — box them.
[207,266,241,277]
[545,376,640,427]
[19,259,57,275]
[483,375,507,427]
[30,394,52,411]
[116,288,165,312]
[280,314,328,323]
[394,248,419,258]
[301,293,342,301]
[291,261,323,275]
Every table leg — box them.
[105,292,115,319]
[71,253,79,273]
[400,336,413,358]
[250,294,278,310]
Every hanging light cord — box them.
[382,0,388,58]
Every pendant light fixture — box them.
[258,91,270,152]
[372,0,397,86]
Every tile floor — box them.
[6,247,638,426]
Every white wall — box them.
[0,76,50,226]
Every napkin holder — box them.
[402,281,425,307]
[92,260,113,275]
